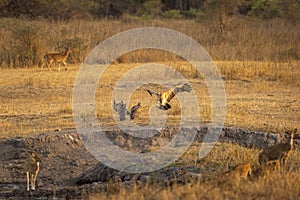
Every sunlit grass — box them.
[89,142,300,200]
[0,61,299,138]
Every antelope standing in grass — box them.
[259,129,296,172]
[24,152,41,191]
[218,163,252,185]
[43,47,71,71]
[224,163,252,179]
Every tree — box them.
[248,0,283,19]
[0,0,99,20]
[204,0,241,33]
[248,0,300,21]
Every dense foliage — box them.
[0,0,299,21]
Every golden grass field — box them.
[0,21,299,198]
[0,61,299,199]
[0,60,299,139]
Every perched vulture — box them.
[129,102,141,120]
[113,100,142,120]
[145,83,192,110]
[113,100,127,121]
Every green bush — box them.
[182,8,205,20]
[163,9,182,19]
[248,0,284,19]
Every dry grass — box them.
[89,142,300,200]
[0,60,299,138]
[90,171,300,200]
[0,67,75,137]
[0,18,299,68]
[0,61,299,199]
[0,17,299,199]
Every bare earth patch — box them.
[0,127,299,199]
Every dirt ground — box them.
[0,126,297,199]
[0,129,97,199]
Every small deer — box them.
[24,152,41,191]
[218,163,252,185]
[43,47,72,71]
[224,163,252,179]
[259,129,296,172]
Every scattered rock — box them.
[0,127,298,198]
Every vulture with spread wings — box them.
[145,83,192,110]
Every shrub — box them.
[163,10,182,19]
[7,21,46,67]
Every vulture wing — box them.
[145,89,160,97]
[162,83,192,103]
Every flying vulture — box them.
[145,83,192,110]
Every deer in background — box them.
[217,163,252,185]
[224,163,252,180]
[259,129,297,173]
[43,47,71,71]
[24,152,41,191]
